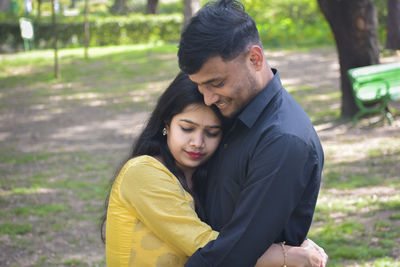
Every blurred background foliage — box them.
[0,0,389,51]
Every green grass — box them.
[61,259,88,266]
[0,152,52,165]
[13,204,69,217]
[288,85,342,124]
[0,43,179,115]
[390,212,400,220]
[0,222,33,236]
[309,221,392,264]
[367,258,400,267]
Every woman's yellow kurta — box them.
[106,155,218,267]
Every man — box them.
[178,0,325,266]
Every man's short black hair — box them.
[178,0,262,74]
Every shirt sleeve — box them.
[185,134,318,267]
[119,159,219,256]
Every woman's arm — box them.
[119,158,218,256]
[255,239,327,267]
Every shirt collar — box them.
[238,69,282,128]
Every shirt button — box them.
[224,144,228,149]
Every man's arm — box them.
[185,134,320,266]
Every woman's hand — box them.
[300,239,328,267]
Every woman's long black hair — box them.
[100,72,223,243]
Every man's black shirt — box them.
[186,69,324,266]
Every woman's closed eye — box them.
[205,130,221,137]
[180,126,194,132]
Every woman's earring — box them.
[162,128,167,136]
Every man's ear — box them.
[248,45,264,71]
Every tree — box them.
[386,0,400,50]
[84,0,89,59]
[37,0,42,18]
[69,0,77,8]
[183,0,200,27]
[317,0,380,117]
[147,0,159,14]
[110,0,128,14]
[51,0,60,78]
[0,0,11,11]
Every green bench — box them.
[348,62,400,124]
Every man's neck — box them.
[259,64,274,90]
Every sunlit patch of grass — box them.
[364,257,400,267]
[324,136,400,156]
[379,195,400,210]
[0,43,178,69]
[315,192,400,222]
[315,199,354,219]
[0,171,56,191]
[9,186,44,195]
[0,43,179,114]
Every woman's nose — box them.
[190,131,205,148]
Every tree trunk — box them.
[110,0,128,14]
[37,0,42,18]
[183,0,200,27]
[317,0,380,117]
[147,0,158,14]
[0,0,11,11]
[69,0,77,8]
[386,0,400,50]
[84,0,89,59]
[51,0,60,79]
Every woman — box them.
[101,72,326,267]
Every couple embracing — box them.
[102,0,328,266]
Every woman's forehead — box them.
[174,104,221,126]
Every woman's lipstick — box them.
[186,151,204,159]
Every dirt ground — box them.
[0,47,399,266]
